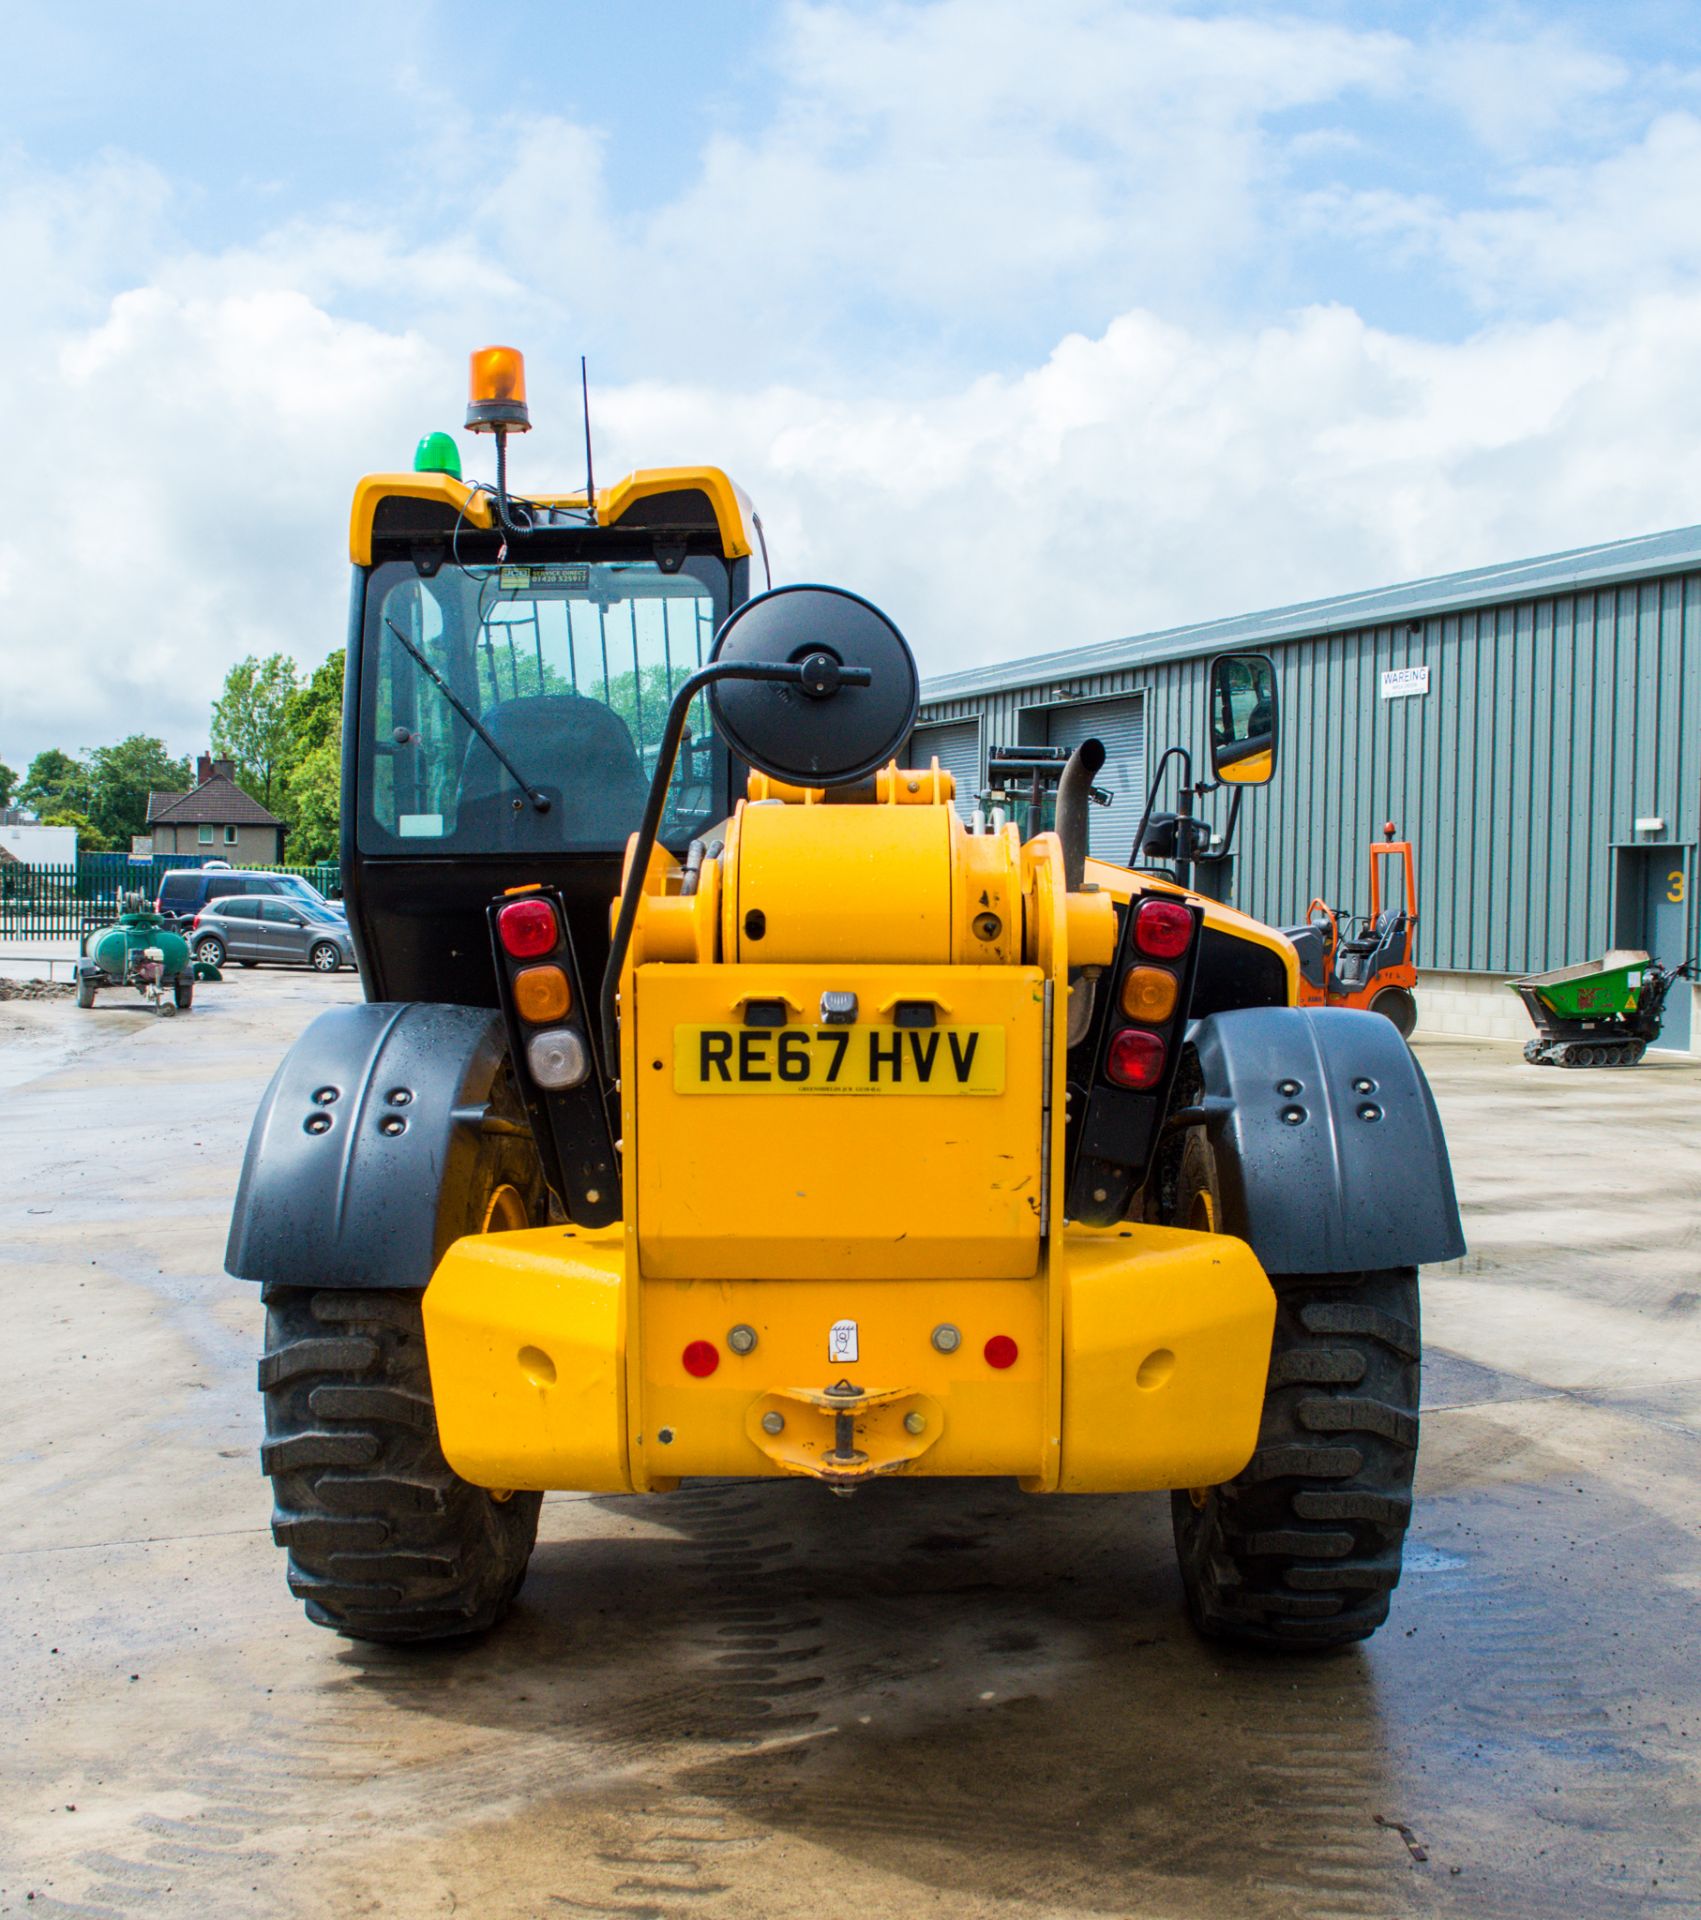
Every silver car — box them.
[189,896,355,973]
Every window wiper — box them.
[383,618,551,814]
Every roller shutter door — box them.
[1046,696,1144,862]
[910,718,982,812]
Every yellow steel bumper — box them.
[422,1224,1275,1495]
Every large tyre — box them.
[259,1286,542,1644]
[1172,1267,1420,1649]
[258,1078,547,1644]
[75,978,97,1009]
[174,979,194,1011]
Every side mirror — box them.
[1207,651,1278,786]
[709,585,918,786]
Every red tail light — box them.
[190,913,201,930]
[497,897,559,959]
[1133,898,1192,960]
[1107,1027,1166,1090]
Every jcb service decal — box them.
[673,1024,1005,1095]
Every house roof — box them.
[147,772,282,828]
[920,519,1701,703]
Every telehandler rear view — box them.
[228,348,1463,1652]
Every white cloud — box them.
[5,3,1701,774]
[1316,110,1701,315]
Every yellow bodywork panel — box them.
[1057,1225,1275,1491]
[1082,854,1299,1001]
[423,1224,629,1492]
[420,1222,1275,1496]
[635,1275,1048,1483]
[634,963,1046,1281]
[727,803,953,963]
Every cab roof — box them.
[348,465,758,567]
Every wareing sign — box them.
[1381,665,1430,700]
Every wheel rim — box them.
[196,941,222,965]
[1188,1187,1216,1234]
[481,1183,530,1234]
[311,945,339,971]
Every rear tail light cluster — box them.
[488,886,619,1229]
[1102,900,1196,1089]
[1067,891,1204,1226]
[495,897,588,1090]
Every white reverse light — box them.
[527,1027,589,1089]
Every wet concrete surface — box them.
[2,975,1698,1918]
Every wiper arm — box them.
[383,618,550,814]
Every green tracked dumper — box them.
[1512,950,1692,1067]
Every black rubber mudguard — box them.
[1191,1006,1465,1274]
[225,1002,509,1291]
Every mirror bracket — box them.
[598,653,872,1074]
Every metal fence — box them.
[0,856,341,939]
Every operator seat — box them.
[458,693,651,845]
[1334,908,1406,990]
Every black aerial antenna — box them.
[581,356,597,526]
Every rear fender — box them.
[225,1002,512,1290]
[1191,1006,1464,1274]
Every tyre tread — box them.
[260,1285,540,1645]
[1173,1267,1420,1651]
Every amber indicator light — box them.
[1120,964,1178,1024]
[513,964,571,1023]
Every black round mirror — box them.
[709,585,919,786]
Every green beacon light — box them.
[413,431,462,479]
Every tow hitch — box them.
[745,1378,943,1488]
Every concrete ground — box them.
[1,972,1698,1920]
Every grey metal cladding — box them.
[910,717,982,805]
[1045,696,1144,861]
[918,552,1701,978]
[1191,1007,1466,1274]
[225,1001,508,1289]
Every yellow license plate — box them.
[673,1024,1005,1095]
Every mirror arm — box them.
[1127,745,1192,877]
[599,654,872,1075]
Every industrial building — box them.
[912,525,1701,1052]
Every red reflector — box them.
[682,1339,719,1378]
[984,1334,1019,1370]
[1107,1027,1166,1090]
[498,897,558,959]
[1133,898,1192,960]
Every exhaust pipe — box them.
[1056,738,1106,891]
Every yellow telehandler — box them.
[228,347,1462,1651]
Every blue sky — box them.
[6,1,1701,765]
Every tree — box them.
[20,749,91,817]
[0,761,15,809]
[86,736,191,847]
[285,738,341,864]
[212,654,299,805]
[279,649,344,864]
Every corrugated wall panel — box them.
[910,718,983,810]
[1045,697,1144,860]
[917,563,1701,977]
